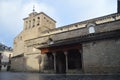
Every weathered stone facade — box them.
[11,12,56,72]
[83,39,120,73]
[11,1,120,74]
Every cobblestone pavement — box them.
[0,72,120,80]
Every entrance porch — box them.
[39,44,83,74]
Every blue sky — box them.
[0,0,117,47]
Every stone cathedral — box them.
[11,0,120,74]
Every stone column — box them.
[38,56,42,72]
[64,51,68,73]
[40,54,45,72]
[23,57,26,72]
[52,53,56,72]
[79,49,83,72]
[79,49,82,53]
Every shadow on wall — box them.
[10,54,42,72]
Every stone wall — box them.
[12,12,56,72]
[12,12,120,73]
[25,58,40,72]
[26,17,120,48]
[13,12,56,56]
[11,54,41,72]
[82,38,120,74]
[11,57,26,71]
[13,36,24,56]
[49,20,120,41]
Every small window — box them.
[29,20,31,28]
[19,36,22,40]
[37,17,40,26]
[75,24,78,27]
[37,23,39,26]
[38,17,40,19]
[33,19,35,27]
[33,25,35,27]
[87,23,95,33]
[60,28,63,30]
[89,27,95,33]
[25,21,28,30]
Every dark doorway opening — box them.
[44,53,54,70]
[68,49,82,70]
[56,51,66,74]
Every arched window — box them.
[38,17,40,19]
[29,20,31,28]
[25,21,28,30]
[33,19,35,27]
[87,23,95,33]
[37,17,40,26]
[89,26,95,33]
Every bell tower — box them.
[118,0,120,13]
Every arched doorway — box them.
[39,44,83,74]
[68,49,82,70]
[44,52,54,70]
[56,51,66,74]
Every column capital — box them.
[52,52,56,56]
[79,49,82,53]
[64,51,68,55]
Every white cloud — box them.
[22,2,56,18]
[62,0,117,22]
[22,1,61,27]
[0,0,59,46]
[0,0,23,32]
[0,0,117,47]
[0,0,59,31]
